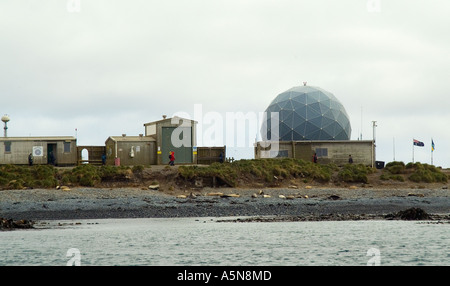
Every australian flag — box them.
[413,139,424,147]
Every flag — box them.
[431,139,435,152]
[413,139,424,147]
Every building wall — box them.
[310,141,374,166]
[77,146,106,165]
[105,137,156,166]
[255,140,375,166]
[152,117,197,165]
[197,146,226,164]
[0,138,77,166]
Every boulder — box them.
[148,184,160,190]
[396,208,430,220]
[1,218,34,230]
[327,195,341,200]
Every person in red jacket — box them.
[169,151,175,166]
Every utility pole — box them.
[372,121,377,168]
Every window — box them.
[64,142,71,153]
[4,141,11,153]
[315,148,328,157]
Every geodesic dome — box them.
[261,85,351,141]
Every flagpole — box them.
[431,148,433,165]
[393,137,395,161]
[431,138,433,166]
[412,138,414,163]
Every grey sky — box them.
[1,0,449,166]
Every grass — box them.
[380,161,406,182]
[380,161,448,183]
[0,164,144,189]
[337,163,375,184]
[59,164,137,187]
[407,162,448,183]
[0,159,447,190]
[179,158,338,186]
[0,164,58,189]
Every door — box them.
[161,127,193,164]
[47,143,57,165]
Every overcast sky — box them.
[1,0,449,167]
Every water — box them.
[1,218,449,266]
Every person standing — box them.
[169,151,175,166]
[313,153,318,163]
[28,153,34,166]
[49,151,55,165]
[348,155,353,164]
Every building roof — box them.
[0,136,76,141]
[106,135,156,143]
[143,116,197,126]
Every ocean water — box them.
[0,218,448,266]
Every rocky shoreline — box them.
[0,217,34,230]
[1,186,449,228]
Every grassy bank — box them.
[0,159,448,190]
[0,164,144,190]
[179,158,448,187]
[179,158,376,187]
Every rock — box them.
[286,195,295,200]
[327,195,341,200]
[304,195,309,199]
[188,192,197,199]
[262,194,271,198]
[288,185,298,189]
[349,186,357,189]
[395,208,430,220]
[251,193,258,198]
[221,194,240,198]
[206,192,223,196]
[1,217,34,230]
[305,186,312,189]
[57,186,71,191]
[194,178,203,188]
[148,184,160,190]
[408,193,425,197]
[176,195,187,199]
[279,195,286,199]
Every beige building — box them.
[105,135,156,166]
[144,116,198,165]
[255,140,375,167]
[0,136,77,166]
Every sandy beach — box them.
[1,186,449,222]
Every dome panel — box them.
[261,85,351,141]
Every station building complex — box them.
[0,116,225,167]
[1,84,377,167]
